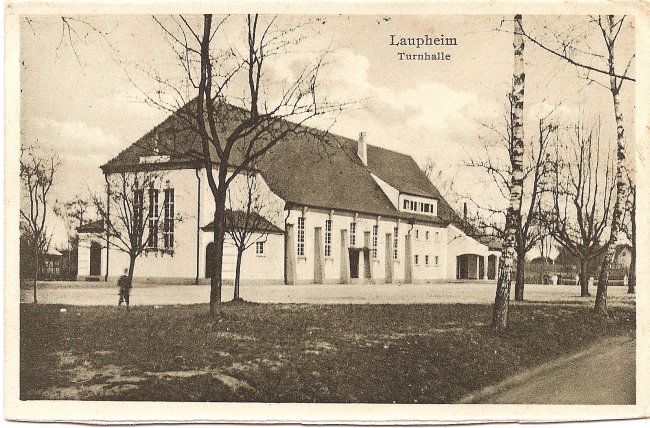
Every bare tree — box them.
[421,157,459,202]
[137,14,347,314]
[492,14,526,331]
[54,195,91,279]
[469,99,555,301]
[91,171,174,291]
[537,234,556,284]
[518,15,635,314]
[225,174,282,301]
[20,145,60,303]
[546,121,615,297]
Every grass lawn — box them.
[20,298,635,402]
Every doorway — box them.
[205,242,216,278]
[487,255,497,280]
[89,242,102,276]
[349,248,360,279]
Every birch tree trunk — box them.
[514,250,525,301]
[492,14,526,330]
[628,188,635,294]
[595,15,628,316]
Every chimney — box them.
[463,202,468,221]
[358,132,367,166]
[153,130,160,155]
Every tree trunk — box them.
[628,190,636,294]
[492,14,525,331]
[579,257,590,297]
[514,251,525,301]
[234,248,243,301]
[595,15,628,316]
[128,254,137,285]
[33,246,39,304]
[210,190,227,315]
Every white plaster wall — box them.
[285,208,454,283]
[370,173,399,209]
[409,224,448,282]
[196,169,285,283]
[446,224,489,279]
[238,233,284,282]
[101,168,201,279]
[76,234,101,277]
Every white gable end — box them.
[370,173,399,209]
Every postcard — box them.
[5,0,649,424]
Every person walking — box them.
[118,268,132,308]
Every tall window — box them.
[297,217,305,256]
[414,255,419,265]
[256,241,265,255]
[324,220,332,257]
[435,231,440,243]
[425,230,430,241]
[372,225,378,258]
[163,187,175,250]
[350,222,356,246]
[415,229,419,239]
[393,226,399,260]
[133,189,144,249]
[425,255,430,265]
[147,188,159,249]
[435,255,439,266]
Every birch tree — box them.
[621,174,635,294]
[492,14,526,330]
[518,15,635,315]
[469,100,554,301]
[593,16,632,315]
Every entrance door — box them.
[205,242,216,278]
[89,242,102,276]
[487,255,497,280]
[479,256,485,279]
[457,255,468,279]
[349,249,360,279]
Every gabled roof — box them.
[202,210,283,235]
[477,236,504,251]
[101,100,457,226]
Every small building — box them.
[41,249,62,279]
[77,101,500,285]
[613,244,632,270]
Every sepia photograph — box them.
[4,0,649,424]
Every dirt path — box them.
[458,335,635,405]
[20,282,634,306]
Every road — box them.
[459,335,636,405]
[20,281,634,306]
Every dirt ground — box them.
[20,281,634,306]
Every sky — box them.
[19,14,635,248]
